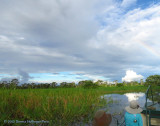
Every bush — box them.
[145,75,160,86]
[116,83,124,87]
[82,80,99,88]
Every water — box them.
[101,92,151,126]
[102,92,148,114]
[73,92,150,126]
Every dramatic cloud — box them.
[122,70,144,82]
[18,70,32,84]
[0,70,32,84]
[0,77,17,83]
[0,0,160,83]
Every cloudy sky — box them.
[0,0,160,84]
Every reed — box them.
[0,88,108,125]
[1,85,158,125]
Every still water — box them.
[101,92,150,126]
[74,92,150,126]
[102,92,148,114]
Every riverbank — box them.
[97,85,148,94]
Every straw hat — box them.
[93,110,112,126]
[125,100,143,114]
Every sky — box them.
[0,0,160,84]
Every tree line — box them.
[0,75,160,89]
[0,79,98,89]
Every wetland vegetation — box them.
[0,85,156,125]
[0,75,160,125]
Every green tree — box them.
[123,81,127,86]
[78,81,85,87]
[132,81,139,85]
[145,75,160,86]
[83,80,99,88]
[51,82,57,88]
[113,80,118,86]
[10,79,19,89]
[2,81,8,88]
[145,76,160,103]
[116,83,124,87]
[60,82,68,87]
[68,82,76,87]
[95,80,103,85]
[140,79,144,85]
[31,83,35,88]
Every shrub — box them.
[145,75,160,86]
[82,80,99,88]
[116,83,123,87]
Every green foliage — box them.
[60,82,76,88]
[145,75,160,86]
[0,88,107,125]
[131,81,139,85]
[116,83,124,87]
[82,80,99,88]
[147,86,160,103]
[51,82,57,88]
[77,81,85,87]
[67,82,76,88]
[99,84,107,87]
[140,79,144,85]
[94,80,103,85]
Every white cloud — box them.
[124,93,146,107]
[122,70,144,82]
[121,0,137,8]
[83,74,108,82]
[0,0,160,82]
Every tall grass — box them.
[0,88,107,125]
[1,85,158,125]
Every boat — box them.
[141,85,160,126]
[116,85,160,126]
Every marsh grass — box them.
[0,88,108,125]
[0,85,157,125]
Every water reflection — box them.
[102,92,150,114]
[125,93,145,102]
[101,92,151,126]
[74,93,152,126]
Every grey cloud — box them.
[18,70,33,84]
[75,73,86,76]
[1,77,13,82]
[0,77,20,83]
[0,0,160,82]
[52,72,59,75]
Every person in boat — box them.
[93,110,112,126]
[125,100,143,126]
